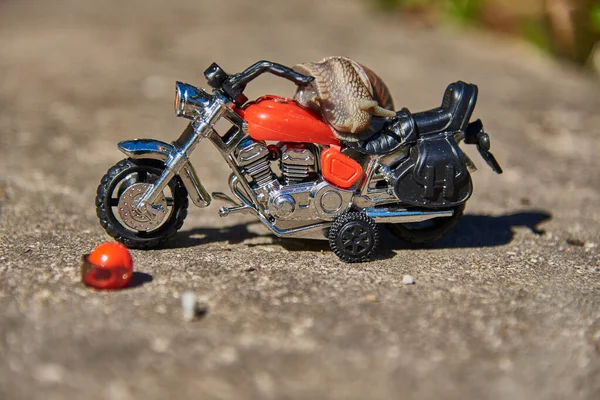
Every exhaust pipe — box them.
[365,207,454,223]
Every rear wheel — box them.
[96,158,188,249]
[387,204,465,245]
[329,212,379,263]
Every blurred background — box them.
[375,0,600,73]
[1,0,597,208]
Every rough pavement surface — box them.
[1,0,599,399]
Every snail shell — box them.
[293,56,395,142]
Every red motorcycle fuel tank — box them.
[237,96,340,146]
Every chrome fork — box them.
[134,94,229,214]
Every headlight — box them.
[174,82,210,120]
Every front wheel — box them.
[387,204,465,245]
[96,158,188,249]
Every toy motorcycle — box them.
[95,60,502,262]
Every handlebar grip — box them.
[263,62,314,86]
[239,61,314,86]
[290,71,315,86]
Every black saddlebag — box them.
[392,132,472,207]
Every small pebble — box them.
[245,266,256,272]
[365,294,377,302]
[403,275,415,285]
[150,337,170,353]
[567,238,585,247]
[34,363,65,383]
[181,291,197,322]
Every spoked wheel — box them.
[329,212,379,263]
[95,158,188,249]
[387,204,465,245]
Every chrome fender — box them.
[118,139,211,208]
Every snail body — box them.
[293,56,396,142]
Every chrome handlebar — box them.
[223,60,314,97]
[177,60,315,120]
[204,60,314,105]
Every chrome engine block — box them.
[235,138,275,188]
[234,138,352,221]
[279,144,316,184]
[267,180,353,221]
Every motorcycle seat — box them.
[412,81,478,136]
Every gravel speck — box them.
[365,294,377,302]
[150,337,170,353]
[567,238,585,247]
[181,291,197,322]
[34,364,65,383]
[403,275,415,285]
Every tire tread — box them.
[329,212,379,263]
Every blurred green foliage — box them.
[444,0,484,25]
[521,17,552,52]
[592,3,600,32]
[372,0,600,68]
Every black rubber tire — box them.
[329,212,379,263]
[387,204,465,245]
[95,158,188,249]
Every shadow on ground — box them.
[165,210,551,258]
[423,210,550,249]
[128,272,153,288]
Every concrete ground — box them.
[0,0,599,399]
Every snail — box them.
[293,56,396,142]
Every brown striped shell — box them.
[292,56,395,142]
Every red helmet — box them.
[81,242,133,290]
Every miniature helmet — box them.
[81,242,133,290]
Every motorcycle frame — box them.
[118,87,458,241]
